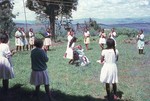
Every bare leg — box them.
[47,46,50,50]
[30,45,33,50]
[19,46,22,51]
[69,59,73,64]
[100,44,104,50]
[139,49,141,54]
[26,45,29,51]
[16,46,19,51]
[64,53,67,58]
[85,44,88,50]
[23,45,25,51]
[141,49,144,54]
[31,45,33,50]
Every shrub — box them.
[116,27,138,37]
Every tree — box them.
[117,27,138,37]
[26,0,78,40]
[0,0,16,36]
[89,18,100,31]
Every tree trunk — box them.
[49,10,55,42]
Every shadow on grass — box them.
[0,84,126,101]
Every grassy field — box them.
[0,35,150,101]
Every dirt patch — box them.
[123,38,137,44]
[51,41,65,46]
[145,40,150,45]
[123,38,150,45]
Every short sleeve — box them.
[116,49,119,55]
[113,32,117,37]
[3,44,11,57]
[140,34,144,39]
[101,50,105,56]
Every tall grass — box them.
[0,35,150,101]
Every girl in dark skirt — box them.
[30,38,52,101]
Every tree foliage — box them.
[26,0,78,40]
[0,0,16,36]
[117,27,138,37]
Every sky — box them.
[13,0,150,21]
[13,0,36,21]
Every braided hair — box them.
[69,37,77,48]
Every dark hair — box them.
[0,33,9,43]
[29,28,33,32]
[34,38,43,48]
[140,29,143,33]
[106,38,116,55]
[69,37,77,47]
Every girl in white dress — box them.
[15,27,24,51]
[136,29,144,54]
[21,27,29,51]
[99,29,106,50]
[28,28,35,50]
[43,28,52,51]
[67,37,77,64]
[99,38,119,100]
[109,28,117,46]
[0,33,15,94]
[83,28,90,50]
[64,28,74,58]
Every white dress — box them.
[109,32,117,46]
[100,49,118,84]
[84,31,90,44]
[44,32,52,46]
[137,34,144,49]
[29,31,35,45]
[15,30,24,46]
[99,32,106,44]
[65,35,73,59]
[66,42,75,59]
[0,43,14,79]
[22,31,28,45]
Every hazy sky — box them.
[13,0,150,21]
[13,0,36,21]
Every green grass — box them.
[0,35,150,101]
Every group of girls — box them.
[98,28,117,50]
[98,28,145,101]
[0,31,53,101]
[15,27,35,51]
[0,27,145,101]
[15,27,52,52]
[64,28,90,66]
[64,27,119,101]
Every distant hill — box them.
[72,17,150,34]
[100,23,150,34]
[72,17,150,25]
[14,17,150,25]
[14,17,150,34]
